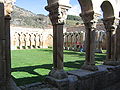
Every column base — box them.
[49,69,68,79]
[104,61,120,66]
[81,64,98,71]
[46,69,68,89]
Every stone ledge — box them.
[67,65,120,90]
[104,61,120,66]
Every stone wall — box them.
[45,65,120,90]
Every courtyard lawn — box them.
[11,48,106,86]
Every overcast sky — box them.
[16,0,81,16]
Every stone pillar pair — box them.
[80,11,98,71]
[45,3,71,79]
[103,17,120,65]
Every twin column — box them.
[80,11,98,71]
[45,3,71,79]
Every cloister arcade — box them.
[0,0,120,90]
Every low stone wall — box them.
[20,65,120,90]
[67,65,120,90]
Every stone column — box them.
[65,32,69,50]
[0,1,20,89]
[76,33,80,51]
[97,31,103,53]
[0,2,6,89]
[103,17,118,65]
[26,33,30,49]
[70,32,73,50]
[68,33,71,50]
[116,17,120,63]
[75,33,78,51]
[45,2,70,79]
[80,11,98,71]
[5,15,20,90]
[73,32,77,51]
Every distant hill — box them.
[11,6,50,28]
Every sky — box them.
[15,0,81,16]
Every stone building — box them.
[10,26,66,50]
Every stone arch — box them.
[78,0,93,13]
[101,1,114,19]
[46,34,53,47]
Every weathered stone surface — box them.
[68,75,78,90]
[68,65,120,90]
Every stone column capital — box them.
[4,0,16,16]
[45,3,71,25]
[80,10,94,23]
[80,11,99,30]
[103,17,115,31]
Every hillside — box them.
[11,6,50,28]
[11,6,84,28]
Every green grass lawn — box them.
[11,48,106,86]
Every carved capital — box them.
[80,11,99,30]
[103,17,115,31]
[4,0,16,16]
[45,3,71,25]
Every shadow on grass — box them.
[12,57,105,86]
[12,60,84,86]
[95,54,106,61]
